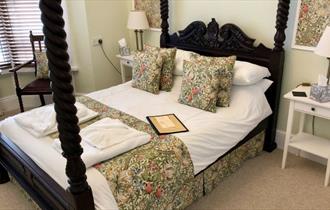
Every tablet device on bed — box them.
[146,114,189,135]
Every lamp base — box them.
[327,58,330,84]
[134,30,144,51]
[139,30,144,51]
[134,30,139,51]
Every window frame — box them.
[0,0,44,71]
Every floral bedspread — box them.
[75,96,195,210]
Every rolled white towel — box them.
[81,118,150,150]
[52,119,151,168]
[15,102,98,138]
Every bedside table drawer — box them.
[295,102,330,119]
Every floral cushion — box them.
[191,54,236,107]
[35,51,49,79]
[132,49,164,94]
[144,45,177,91]
[178,60,221,113]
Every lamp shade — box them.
[315,26,330,58]
[127,10,149,30]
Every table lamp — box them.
[314,26,330,84]
[127,10,149,51]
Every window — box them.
[0,0,43,70]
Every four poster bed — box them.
[0,0,290,209]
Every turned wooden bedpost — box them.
[274,0,290,52]
[39,0,94,209]
[264,0,290,151]
[0,163,10,184]
[160,0,170,47]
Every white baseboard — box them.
[275,130,327,165]
[0,95,53,112]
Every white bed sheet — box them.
[0,76,271,210]
[88,76,272,174]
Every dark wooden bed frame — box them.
[0,0,290,209]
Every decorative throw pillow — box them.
[132,49,164,94]
[178,60,221,113]
[190,54,236,107]
[35,51,49,79]
[144,45,177,91]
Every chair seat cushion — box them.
[21,79,52,94]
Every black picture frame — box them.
[146,113,189,135]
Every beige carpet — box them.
[0,150,329,210]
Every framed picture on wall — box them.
[292,0,330,51]
[133,0,161,31]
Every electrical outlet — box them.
[92,36,102,46]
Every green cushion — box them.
[144,45,177,91]
[178,60,221,113]
[190,55,236,107]
[132,49,164,94]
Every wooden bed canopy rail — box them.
[0,0,290,209]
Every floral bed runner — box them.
[75,96,194,210]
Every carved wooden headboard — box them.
[159,0,290,152]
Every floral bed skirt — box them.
[9,130,265,209]
[190,130,265,205]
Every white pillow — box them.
[233,61,271,85]
[255,79,273,93]
[174,49,197,76]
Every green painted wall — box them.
[65,0,96,93]
[65,0,131,93]
[0,74,16,97]
[85,0,130,91]
[0,0,130,100]
[0,75,15,98]
[141,0,330,139]
[0,72,38,98]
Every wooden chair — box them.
[10,31,51,112]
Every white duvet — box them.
[0,76,271,210]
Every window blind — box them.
[0,0,43,70]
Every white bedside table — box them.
[282,85,330,186]
[116,54,134,83]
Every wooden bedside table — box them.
[116,54,134,83]
[282,85,330,186]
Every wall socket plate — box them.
[92,36,102,46]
